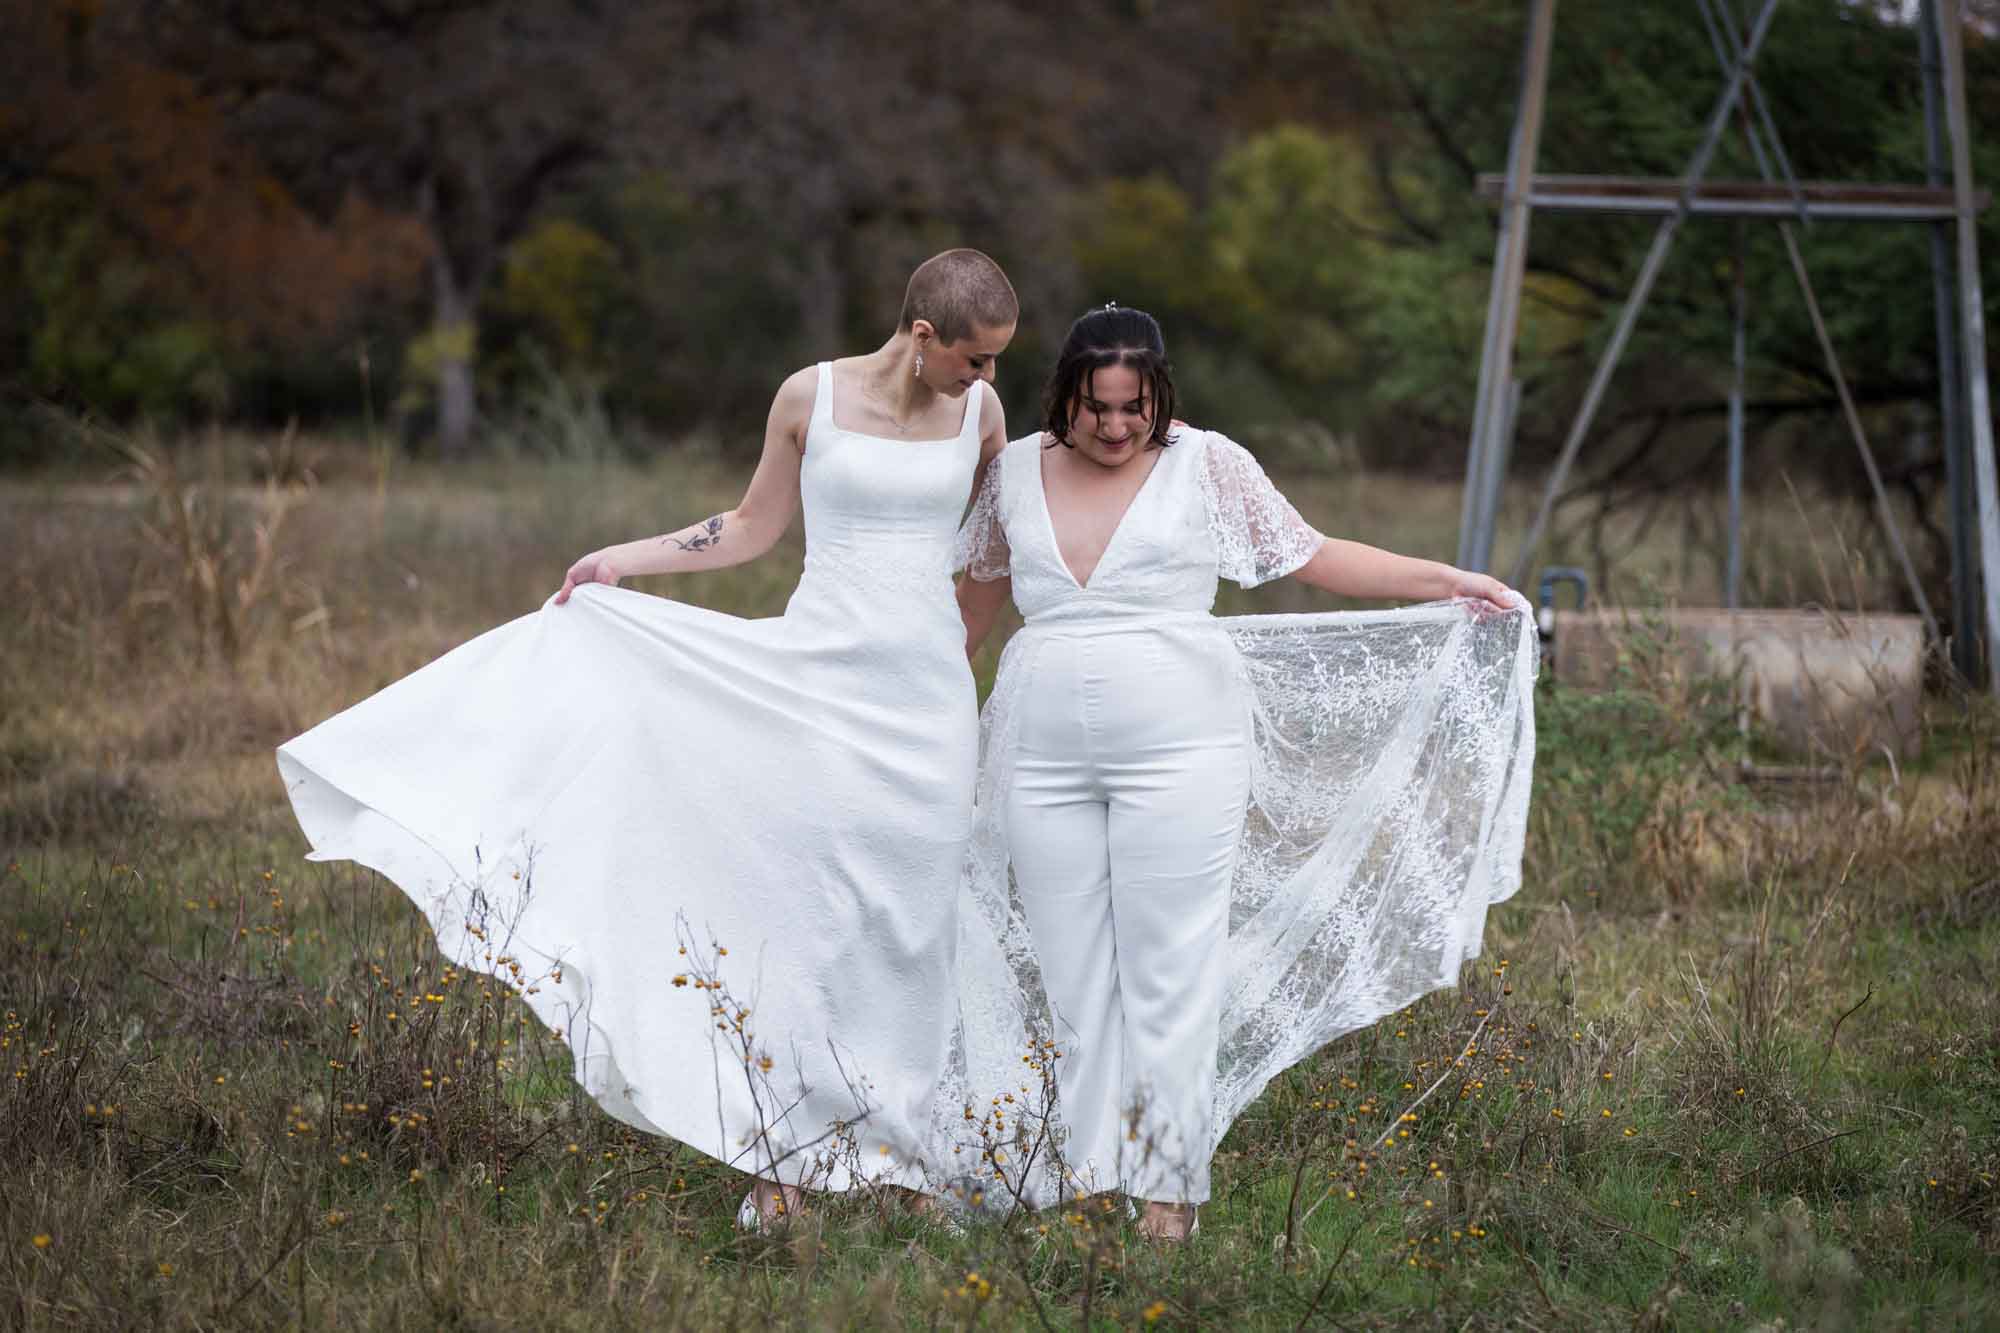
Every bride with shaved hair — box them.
[279,250,1018,1227]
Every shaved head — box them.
[898,249,1018,344]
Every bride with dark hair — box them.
[280,249,1017,1228]
[954,304,1537,1241]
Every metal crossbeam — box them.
[1472,174,1985,222]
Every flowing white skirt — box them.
[279,579,978,1191]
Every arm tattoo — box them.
[663,515,725,552]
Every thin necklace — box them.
[862,371,926,433]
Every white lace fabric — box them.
[952,429,1323,593]
[1195,434,1325,587]
[942,430,1538,1204]
[955,457,1012,583]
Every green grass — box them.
[2,439,1996,1328]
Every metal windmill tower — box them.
[1458,0,2000,692]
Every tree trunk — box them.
[795,161,844,352]
[431,246,479,457]
[799,228,841,354]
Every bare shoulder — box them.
[976,381,1010,462]
[979,380,1007,432]
[771,365,820,419]
[765,365,821,448]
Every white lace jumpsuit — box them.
[951,429,1539,1208]
[958,428,1322,1203]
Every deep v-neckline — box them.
[1036,438,1169,591]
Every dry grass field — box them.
[3,431,1996,1329]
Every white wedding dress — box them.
[944,430,1538,1204]
[279,364,988,1192]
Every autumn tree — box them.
[1,1,427,429]
[126,0,699,453]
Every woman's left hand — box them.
[1446,569,1526,615]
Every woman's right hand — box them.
[1445,568,1525,615]
[554,551,621,605]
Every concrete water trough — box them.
[1545,607,1926,759]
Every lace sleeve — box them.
[1197,433,1325,588]
[953,458,1011,582]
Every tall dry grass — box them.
[2,431,1996,1329]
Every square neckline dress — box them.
[279,364,988,1192]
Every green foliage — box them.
[1355,240,1492,420]
[0,183,229,424]
[1207,126,1382,385]
[12,0,2000,471]
[1266,0,2000,492]
[484,346,624,464]
[1528,622,1743,901]
[489,219,623,375]
[1071,175,1209,317]
[395,320,477,424]
[1073,127,1399,435]
[473,173,817,444]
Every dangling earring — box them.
[913,350,925,378]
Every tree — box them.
[1,2,428,430]
[127,0,699,453]
[643,0,1248,406]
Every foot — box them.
[1136,1200,1197,1242]
[899,1188,967,1235]
[737,1179,805,1232]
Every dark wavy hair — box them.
[1040,305,1178,450]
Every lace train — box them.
[942,602,1537,1204]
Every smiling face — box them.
[1062,362,1155,469]
[1040,308,1178,460]
[915,319,1015,397]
